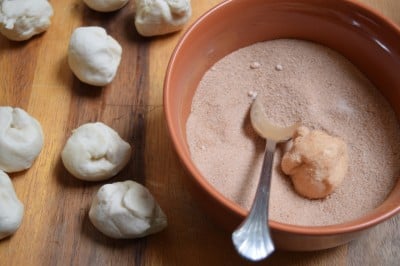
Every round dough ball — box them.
[135,0,191,36]
[281,126,349,199]
[0,0,53,41]
[0,170,24,240]
[68,26,122,86]
[89,180,167,239]
[61,122,131,181]
[0,107,44,173]
[84,0,129,12]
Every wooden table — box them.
[1,0,399,265]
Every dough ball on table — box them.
[61,122,131,181]
[135,0,191,36]
[89,180,167,239]
[84,0,129,12]
[68,26,122,86]
[0,0,53,41]
[0,170,24,240]
[281,126,349,199]
[0,107,44,173]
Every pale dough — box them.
[281,126,349,199]
[61,122,131,181]
[0,0,53,41]
[84,0,129,12]
[89,180,167,238]
[0,170,24,240]
[135,0,191,36]
[68,26,122,86]
[0,107,44,173]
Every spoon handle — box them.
[232,140,276,261]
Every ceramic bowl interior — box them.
[164,0,400,251]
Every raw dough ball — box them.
[89,180,167,238]
[0,170,24,240]
[61,122,131,181]
[68,26,122,86]
[135,0,191,36]
[0,0,53,41]
[84,0,129,12]
[0,107,44,173]
[281,126,349,199]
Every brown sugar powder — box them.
[186,39,400,226]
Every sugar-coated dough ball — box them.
[0,107,44,173]
[135,0,191,36]
[89,180,167,238]
[0,171,24,240]
[281,126,349,199]
[0,0,53,41]
[68,26,122,86]
[84,0,129,12]
[61,122,131,181]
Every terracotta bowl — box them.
[164,0,400,251]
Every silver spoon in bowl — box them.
[232,97,299,261]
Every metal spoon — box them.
[232,97,299,261]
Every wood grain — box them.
[0,0,399,265]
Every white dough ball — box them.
[84,0,129,12]
[68,26,122,86]
[0,107,44,173]
[0,0,53,41]
[61,122,131,181]
[0,170,24,240]
[135,0,191,36]
[89,180,167,239]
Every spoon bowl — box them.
[250,97,300,141]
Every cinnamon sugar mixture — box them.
[186,39,400,226]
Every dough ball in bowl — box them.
[135,0,191,36]
[84,0,129,12]
[61,122,131,181]
[0,170,24,240]
[0,0,53,41]
[68,26,122,86]
[281,126,349,199]
[89,180,167,239]
[0,107,44,173]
